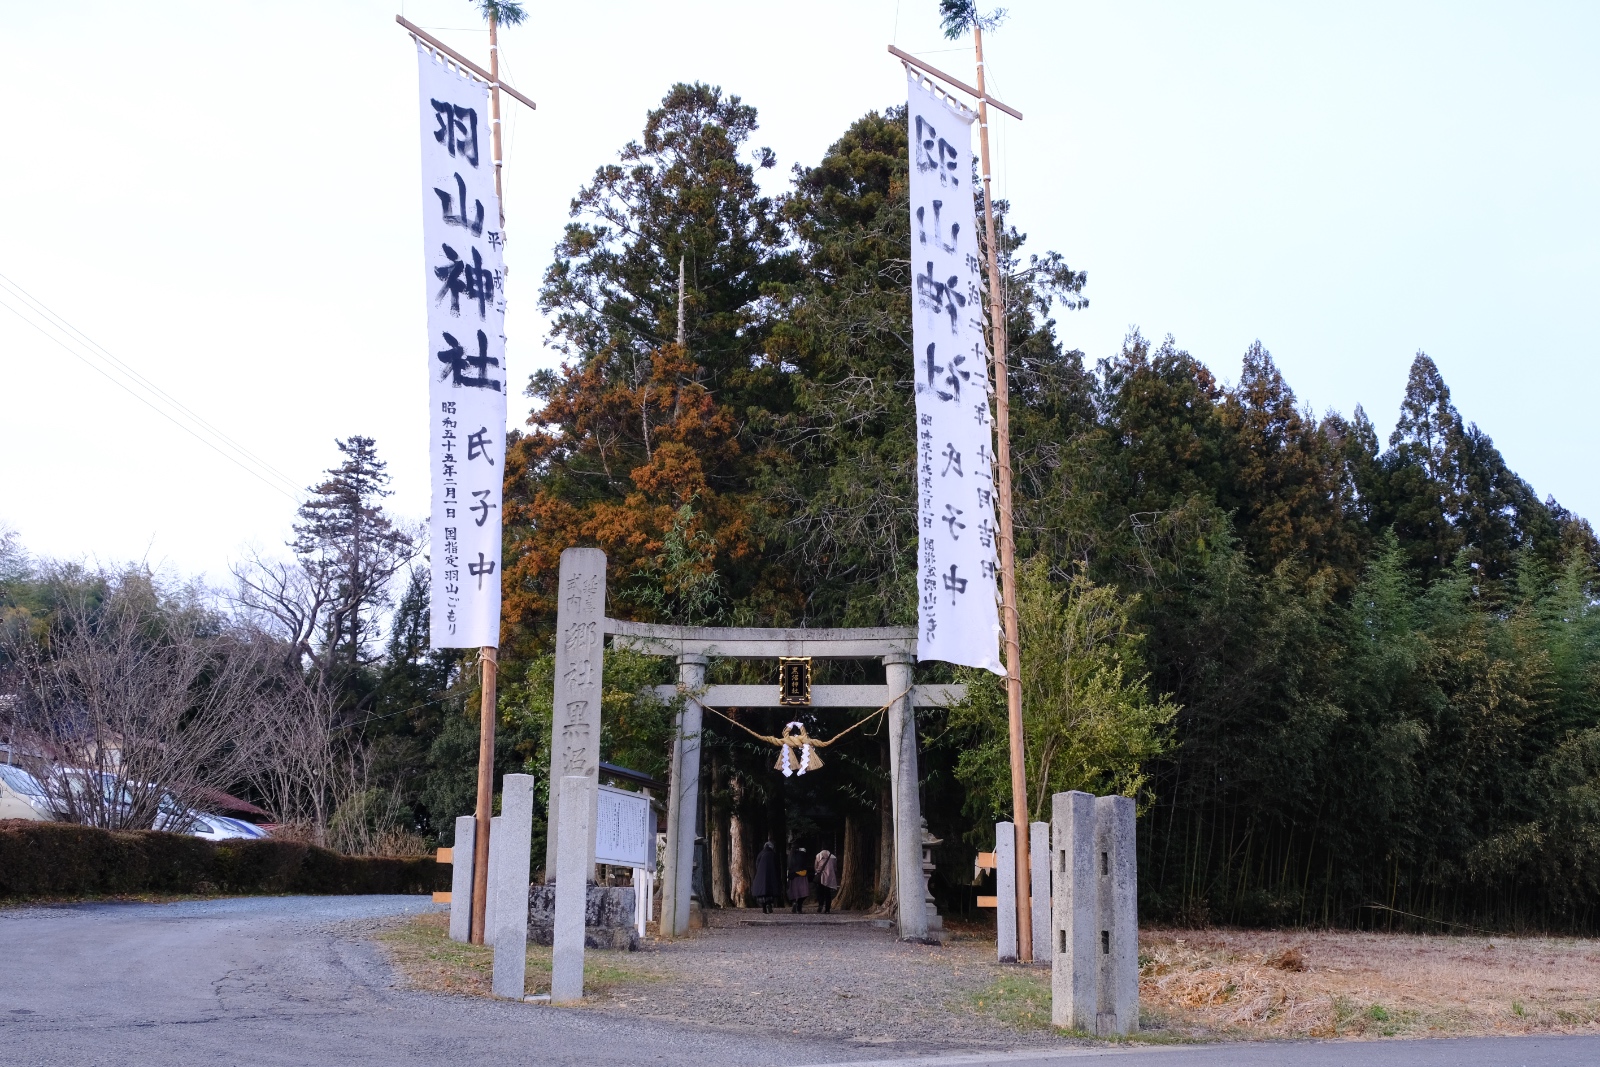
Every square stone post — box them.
[1030,820,1052,963]
[448,814,475,943]
[484,814,502,936]
[544,548,607,882]
[1051,790,1097,1030]
[1095,794,1138,1037]
[551,774,591,1004]
[491,773,534,999]
[661,652,706,938]
[995,820,1016,961]
[884,651,927,941]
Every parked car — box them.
[180,813,270,841]
[0,764,54,821]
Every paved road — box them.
[0,897,1595,1067]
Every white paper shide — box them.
[418,45,507,649]
[908,72,1004,674]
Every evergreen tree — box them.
[292,436,415,675]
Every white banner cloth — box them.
[908,72,1004,674]
[418,44,507,649]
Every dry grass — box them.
[372,915,1600,1041]
[374,911,658,1000]
[1137,927,1600,1038]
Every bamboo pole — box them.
[468,10,507,949]
[470,646,497,944]
[973,22,1032,964]
[395,15,537,112]
[488,13,506,228]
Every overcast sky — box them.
[2,0,1595,584]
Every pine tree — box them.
[293,436,415,674]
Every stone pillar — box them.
[661,653,706,938]
[484,815,501,937]
[995,820,1016,961]
[1095,794,1138,1037]
[448,814,475,943]
[1030,820,1052,963]
[884,651,927,941]
[1051,790,1097,1030]
[491,774,534,999]
[544,548,607,882]
[551,775,591,1004]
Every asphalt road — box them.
[0,896,1596,1067]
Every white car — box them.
[0,766,268,841]
[181,813,270,841]
[0,764,54,821]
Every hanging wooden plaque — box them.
[778,657,812,705]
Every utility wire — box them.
[0,273,304,503]
[0,272,302,495]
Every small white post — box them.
[448,814,475,943]
[1030,820,1052,963]
[995,820,1017,962]
[484,814,502,937]
[491,774,535,999]
[632,867,647,937]
[551,775,591,1004]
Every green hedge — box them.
[0,820,446,898]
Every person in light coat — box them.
[814,847,840,914]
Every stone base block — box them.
[530,886,640,951]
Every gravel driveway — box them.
[585,910,1062,1051]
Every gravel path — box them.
[583,909,1073,1053]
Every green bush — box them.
[0,820,446,899]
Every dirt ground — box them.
[374,912,1600,1044]
[1137,926,1600,1038]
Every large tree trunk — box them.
[835,813,874,911]
[876,749,895,907]
[729,774,751,907]
[709,756,729,907]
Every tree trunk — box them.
[729,774,750,907]
[876,761,894,907]
[836,813,874,911]
[877,796,897,912]
[710,756,729,907]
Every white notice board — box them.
[595,784,656,870]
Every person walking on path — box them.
[753,840,782,914]
[786,844,811,914]
[814,847,839,914]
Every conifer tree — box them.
[292,436,415,673]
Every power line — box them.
[0,272,304,496]
[0,276,304,503]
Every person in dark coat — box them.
[787,844,811,913]
[752,840,782,913]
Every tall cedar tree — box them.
[293,436,414,677]
[501,83,793,650]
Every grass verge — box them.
[375,911,658,1000]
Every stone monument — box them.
[1050,791,1137,1036]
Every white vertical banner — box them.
[418,44,507,649]
[908,71,1005,675]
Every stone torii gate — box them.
[543,547,963,943]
